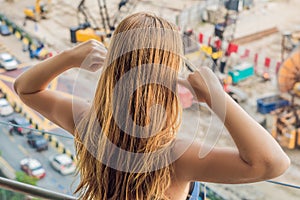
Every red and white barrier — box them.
[197,32,282,79]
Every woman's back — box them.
[74,12,184,200]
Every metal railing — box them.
[1,176,300,200]
[1,121,300,199]
[0,177,77,200]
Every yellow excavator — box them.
[24,0,51,21]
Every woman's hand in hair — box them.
[66,39,107,72]
[178,67,223,104]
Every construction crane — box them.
[70,0,115,43]
[24,0,51,21]
[118,0,129,10]
[112,0,139,30]
[98,0,115,35]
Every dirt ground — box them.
[1,0,300,199]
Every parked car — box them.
[27,133,48,151]
[49,154,76,175]
[20,158,46,179]
[0,98,13,116]
[0,53,18,71]
[9,117,32,135]
[0,24,11,36]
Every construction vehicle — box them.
[281,30,300,61]
[24,0,51,21]
[28,39,52,60]
[278,48,300,98]
[70,0,114,44]
[228,62,254,84]
[200,44,223,62]
[118,0,129,10]
[203,0,239,42]
[214,10,238,41]
[270,48,300,149]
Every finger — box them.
[177,78,190,88]
[91,39,106,47]
[92,52,106,59]
[89,63,103,72]
[80,54,103,69]
[89,55,104,64]
[94,43,108,53]
[187,71,199,84]
[198,67,222,87]
[89,55,105,64]
[178,77,197,97]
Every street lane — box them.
[0,112,79,195]
[50,128,75,155]
[0,33,79,195]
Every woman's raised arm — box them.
[176,68,290,183]
[14,40,106,134]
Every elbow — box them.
[13,78,21,96]
[13,78,29,104]
[13,77,28,97]
[268,153,291,179]
[255,153,290,180]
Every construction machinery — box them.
[24,0,51,21]
[213,10,238,41]
[281,30,300,61]
[278,49,300,96]
[28,39,52,60]
[203,0,239,42]
[228,62,254,84]
[70,0,114,43]
[271,48,300,149]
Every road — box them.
[0,112,79,195]
[0,116,79,195]
[0,29,79,138]
[0,25,79,196]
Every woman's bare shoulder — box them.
[172,137,200,180]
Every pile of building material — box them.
[271,106,300,149]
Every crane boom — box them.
[35,0,41,15]
[77,0,99,29]
[97,0,115,31]
[97,0,107,30]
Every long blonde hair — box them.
[75,12,183,200]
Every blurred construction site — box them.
[1,0,300,199]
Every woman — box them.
[14,12,290,200]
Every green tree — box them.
[0,169,26,200]
[0,188,25,200]
[15,171,38,186]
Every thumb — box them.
[178,77,197,97]
[177,77,189,88]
